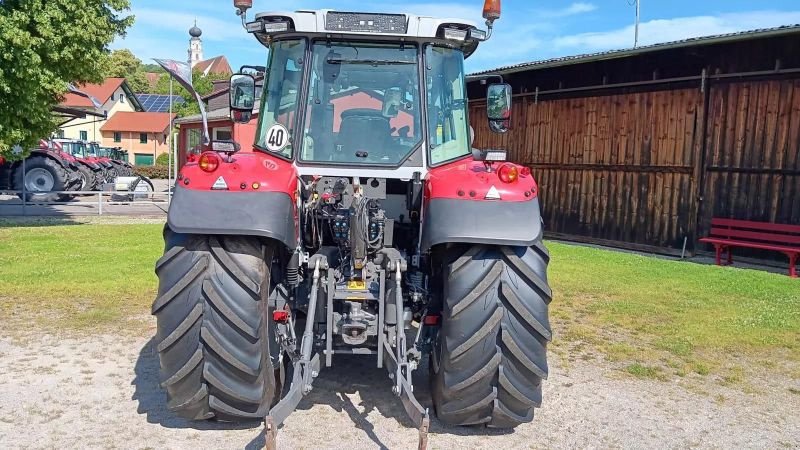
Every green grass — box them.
[0,223,163,331]
[548,241,800,380]
[1,224,798,381]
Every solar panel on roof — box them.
[137,94,185,112]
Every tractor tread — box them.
[499,365,541,407]
[208,395,265,419]
[209,237,261,296]
[160,347,203,388]
[501,325,548,379]
[203,364,263,404]
[151,256,208,313]
[449,307,504,359]
[449,261,502,316]
[448,350,501,392]
[153,231,276,421]
[203,279,259,339]
[432,243,551,429]
[156,304,203,352]
[200,326,260,377]
[441,387,497,416]
[155,245,184,274]
[501,282,552,341]
[167,383,208,411]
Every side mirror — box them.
[230,73,256,112]
[487,83,512,133]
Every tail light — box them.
[198,152,220,173]
[497,163,519,183]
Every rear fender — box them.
[167,152,298,249]
[421,157,543,249]
[28,149,72,171]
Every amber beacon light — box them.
[483,0,502,21]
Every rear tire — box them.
[12,156,72,202]
[152,230,277,421]
[431,242,552,428]
[75,165,96,192]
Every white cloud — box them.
[540,2,597,19]
[553,10,800,52]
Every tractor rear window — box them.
[425,46,471,165]
[298,42,422,166]
[255,39,306,158]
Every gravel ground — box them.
[0,326,797,450]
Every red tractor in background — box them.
[0,140,83,202]
[152,1,551,447]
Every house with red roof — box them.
[58,77,177,165]
[100,112,175,166]
[58,78,143,144]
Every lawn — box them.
[0,222,164,330]
[0,222,797,383]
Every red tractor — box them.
[54,139,112,191]
[0,141,82,202]
[153,1,551,446]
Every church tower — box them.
[188,21,203,67]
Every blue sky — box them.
[114,0,800,73]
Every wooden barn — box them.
[467,25,800,255]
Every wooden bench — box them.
[699,218,800,278]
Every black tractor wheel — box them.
[13,155,72,202]
[431,242,552,428]
[75,165,96,192]
[152,230,277,421]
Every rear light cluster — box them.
[198,152,220,173]
[497,163,519,183]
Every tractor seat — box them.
[337,109,391,158]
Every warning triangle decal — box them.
[212,176,228,190]
[485,185,501,200]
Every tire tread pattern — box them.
[152,232,276,421]
[432,242,552,428]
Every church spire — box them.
[188,20,203,67]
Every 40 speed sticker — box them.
[265,123,290,152]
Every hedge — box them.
[156,153,171,166]
[134,165,170,179]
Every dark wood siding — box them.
[470,88,704,250]
[700,79,800,233]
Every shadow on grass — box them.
[133,338,514,448]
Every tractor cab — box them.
[229,5,511,179]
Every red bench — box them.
[699,218,800,278]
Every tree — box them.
[155,70,216,118]
[101,49,150,93]
[0,0,132,159]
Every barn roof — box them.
[469,24,800,77]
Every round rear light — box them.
[199,152,220,172]
[497,164,519,183]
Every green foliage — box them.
[141,63,165,73]
[134,164,169,179]
[101,48,149,93]
[0,0,133,159]
[154,70,217,117]
[155,152,170,166]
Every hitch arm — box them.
[265,259,323,447]
[381,265,430,449]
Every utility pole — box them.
[634,0,641,48]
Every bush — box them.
[134,165,170,179]
[155,153,171,166]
